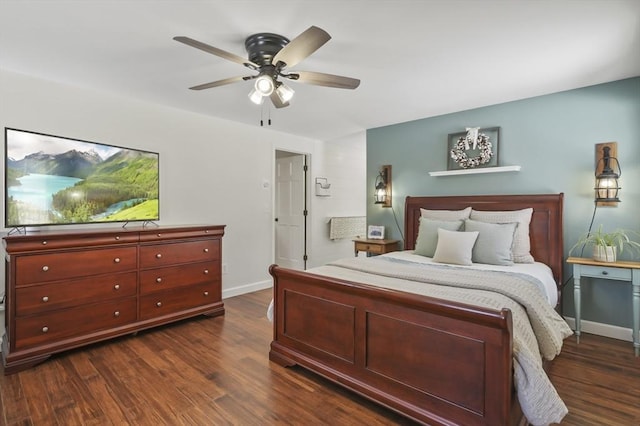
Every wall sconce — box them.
[374,165,392,207]
[594,142,621,206]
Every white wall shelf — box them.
[429,165,521,177]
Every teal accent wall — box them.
[367,77,640,326]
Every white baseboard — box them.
[222,279,272,300]
[564,317,633,342]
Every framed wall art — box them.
[367,225,385,239]
[447,126,500,171]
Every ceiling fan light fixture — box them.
[255,75,275,96]
[248,88,264,105]
[275,83,295,103]
[175,26,360,110]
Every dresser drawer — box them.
[139,282,220,320]
[355,242,384,254]
[14,297,137,350]
[139,226,224,242]
[15,272,137,316]
[579,265,632,281]
[139,261,218,295]
[15,246,138,286]
[139,239,219,268]
[4,232,138,253]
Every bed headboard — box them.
[404,194,564,288]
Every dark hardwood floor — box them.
[1,289,639,425]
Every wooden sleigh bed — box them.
[269,194,565,426]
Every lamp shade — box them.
[275,83,295,103]
[373,165,392,207]
[594,145,621,203]
[374,180,387,204]
[248,88,264,105]
[255,75,275,96]
[595,175,620,202]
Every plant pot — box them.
[593,245,617,262]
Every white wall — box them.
[308,131,367,267]
[0,70,366,326]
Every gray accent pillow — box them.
[420,206,471,221]
[432,228,479,266]
[464,219,517,266]
[470,208,534,263]
[414,218,464,257]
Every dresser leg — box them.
[574,275,581,344]
[632,271,639,357]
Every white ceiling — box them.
[1,0,639,141]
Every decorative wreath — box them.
[450,133,493,169]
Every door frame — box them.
[273,149,310,270]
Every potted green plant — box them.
[570,225,640,262]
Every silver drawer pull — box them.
[204,291,209,296]
[42,326,49,333]
[42,296,49,302]
[156,302,162,307]
[115,236,120,240]
[157,233,162,237]
[114,258,121,263]
[156,277,162,283]
[156,253,162,259]
[42,241,47,245]
[203,248,209,253]
[203,269,209,275]
[114,284,120,290]
[42,265,49,272]
[602,271,608,275]
[114,311,120,317]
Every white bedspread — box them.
[270,252,573,426]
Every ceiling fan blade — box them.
[174,36,259,69]
[270,92,290,108]
[291,71,360,89]
[272,26,330,68]
[188,76,246,90]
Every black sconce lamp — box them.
[594,143,621,205]
[374,165,392,207]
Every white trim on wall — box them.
[564,317,633,343]
[222,280,272,300]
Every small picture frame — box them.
[367,225,385,239]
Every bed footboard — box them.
[269,264,516,426]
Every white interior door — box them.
[275,153,306,270]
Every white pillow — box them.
[469,208,534,263]
[432,228,479,266]
[464,219,516,266]
[414,218,464,257]
[420,206,471,221]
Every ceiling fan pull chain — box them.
[260,102,264,126]
[268,104,272,126]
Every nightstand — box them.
[567,256,640,356]
[353,239,400,257]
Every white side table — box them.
[567,257,640,356]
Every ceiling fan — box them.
[174,26,360,108]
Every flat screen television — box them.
[4,128,159,228]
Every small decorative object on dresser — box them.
[366,225,385,239]
[570,225,640,263]
[1,224,225,374]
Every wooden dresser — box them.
[1,224,225,374]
